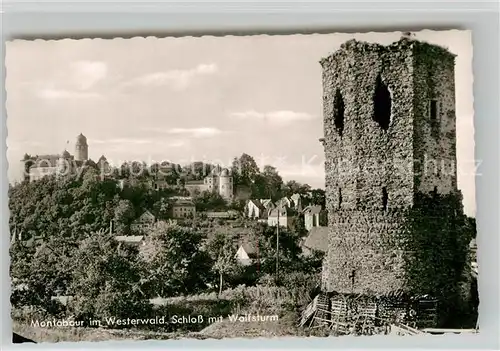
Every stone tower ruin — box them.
[320,37,460,299]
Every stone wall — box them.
[321,38,416,215]
[321,209,407,295]
[412,42,457,194]
[320,37,459,298]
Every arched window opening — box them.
[429,99,440,137]
[333,89,345,137]
[372,75,392,131]
[430,100,438,121]
[382,187,388,211]
[338,188,343,209]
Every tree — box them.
[259,165,283,199]
[69,230,150,322]
[114,199,135,234]
[466,217,476,239]
[85,159,98,170]
[205,233,239,295]
[282,180,311,197]
[152,198,170,220]
[248,222,303,281]
[250,166,281,200]
[290,214,308,238]
[183,162,215,181]
[10,236,77,311]
[232,154,260,187]
[139,223,211,297]
[193,190,227,212]
[230,198,246,213]
[310,188,326,208]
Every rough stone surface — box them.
[320,37,458,296]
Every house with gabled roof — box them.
[260,199,275,210]
[130,210,156,232]
[303,205,323,231]
[275,197,292,208]
[170,197,196,219]
[267,206,293,228]
[244,199,266,219]
[290,193,307,212]
[235,241,258,266]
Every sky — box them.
[5,30,475,216]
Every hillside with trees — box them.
[9,153,327,339]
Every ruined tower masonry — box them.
[320,37,458,296]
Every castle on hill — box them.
[183,167,234,201]
[21,133,108,182]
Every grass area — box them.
[13,321,131,343]
[198,313,298,338]
[13,313,333,343]
[198,313,334,339]
[12,284,318,342]
[12,320,208,343]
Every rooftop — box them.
[303,205,322,215]
[115,235,144,243]
[302,226,329,253]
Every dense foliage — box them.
[400,191,476,327]
[9,155,324,330]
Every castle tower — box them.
[57,149,72,177]
[320,37,458,296]
[75,133,88,162]
[218,168,233,201]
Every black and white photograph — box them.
[6,29,478,343]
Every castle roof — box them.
[185,180,205,185]
[61,150,71,159]
[76,133,87,145]
[220,168,229,177]
[30,155,60,168]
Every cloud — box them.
[37,88,102,100]
[70,61,108,90]
[125,63,218,91]
[143,127,224,138]
[168,127,223,138]
[36,61,108,100]
[89,138,153,145]
[229,110,316,125]
[88,138,188,148]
